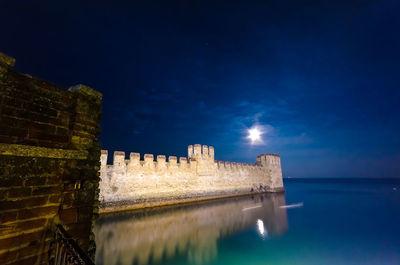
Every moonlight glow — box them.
[247,127,262,144]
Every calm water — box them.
[94,179,400,265]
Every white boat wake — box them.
[242,204,262,211]
[280,202,304,209]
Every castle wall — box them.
[99,145,284,212]
[0,53,102,264]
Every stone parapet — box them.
[99,144,284,212]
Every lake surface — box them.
[94,179,400,265]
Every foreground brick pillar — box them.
[0,52,102,264]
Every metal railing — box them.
[51,224,95,265]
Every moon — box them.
[247,127,262,144]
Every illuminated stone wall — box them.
[0,53,102,264]
[99,144,284,211]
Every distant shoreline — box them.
[283,177,400,182]
[284,177,400,179]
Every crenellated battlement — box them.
[188,144,215,160]
[107,151,196,169]
[99,144,284,207]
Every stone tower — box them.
[257,154,284,191]
[188,144,216,176]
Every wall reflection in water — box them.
[94,194,288,265]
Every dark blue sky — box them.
[1,0,399,178]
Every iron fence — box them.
[51,224,95,265]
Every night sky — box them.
[1,0,399,178]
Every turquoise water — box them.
[94,179,400,265]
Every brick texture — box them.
[0,52,102,264]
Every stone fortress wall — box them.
[99,144,284,211]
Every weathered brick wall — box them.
[0,53,102,264]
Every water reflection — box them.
[94,194,288,265]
